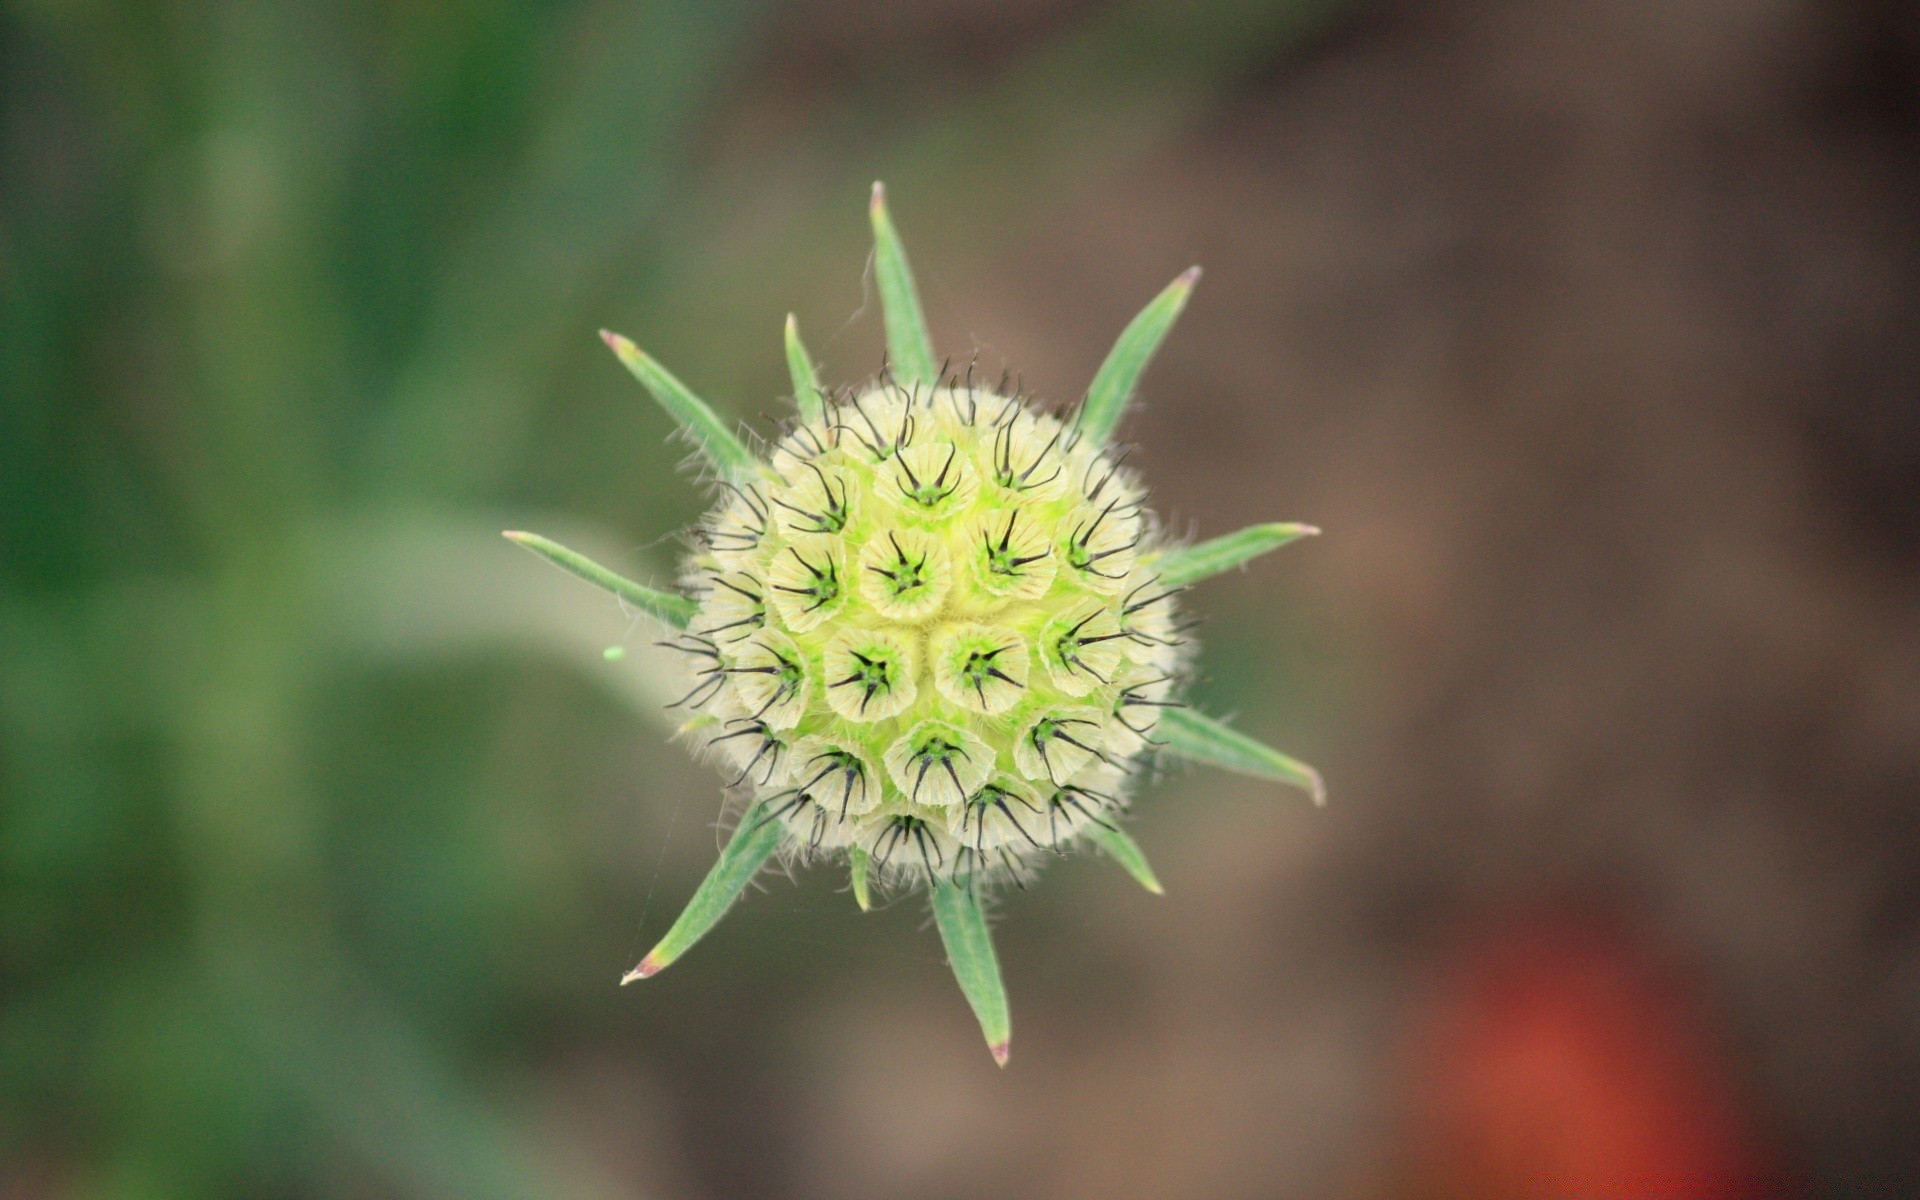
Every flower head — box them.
[672,379,1178,883]
[507,184,1323,1064]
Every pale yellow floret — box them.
[1036,602,1127,698]
[724,628,809,730]
[854,527,951,621]
[883,718,994,810]
[930,622,1029,716]
[821,625,918,722]
[789,735,885,819]
[763,536,846,632]
[1012,705,1113,786]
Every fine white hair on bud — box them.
[510,185,1324,1064]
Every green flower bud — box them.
[673,378,1177,887]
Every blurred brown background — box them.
[4,1,1917,1197]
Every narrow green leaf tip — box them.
[847,846,873,912]
[622,804,785,984]
[1077,266,1199,446]
[931,878,1010,1066]
[599,329,758,476]
[1150,522,1319,588]
[503,531,697,628]
[1083,823,1164,894]
[784,313,826,424]
[1157,707,1326,807]
[868,182,940,388]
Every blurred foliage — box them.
[0,1,1351,1196]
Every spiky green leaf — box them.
[1150,522,1319,588]
[622,804,786,982]
[847,846,873,912]
[868,182,939,388]
[1158,707,1325,806]
[502,531,696,628]
[1076,266,1199,445]
[600,330,758,475]
[931,878,1010,1065]
[1082,822,1164,894]
[784,313,826,423]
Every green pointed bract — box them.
[622,804,786,983]
[1157,707,1325,806]
[503,531,697,628]
[1083,822,1164,895]
[847,846,873,912]
[1150,522,1319,588]
[931,878,1011,1066]
[868,182,940,388]
[600,330,759,476]
[1076,266,1199,446]
[784,314,826,424]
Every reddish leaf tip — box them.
[990,1041,1011,1067]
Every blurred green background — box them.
[5,2,1919,1197]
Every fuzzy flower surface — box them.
[507,185,1322,1064]
[678,380,1181,880]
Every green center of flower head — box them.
[505,183,1325,1066]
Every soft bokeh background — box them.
[5,1,1918,1197]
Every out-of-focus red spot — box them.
[1394,914,1790,1200]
